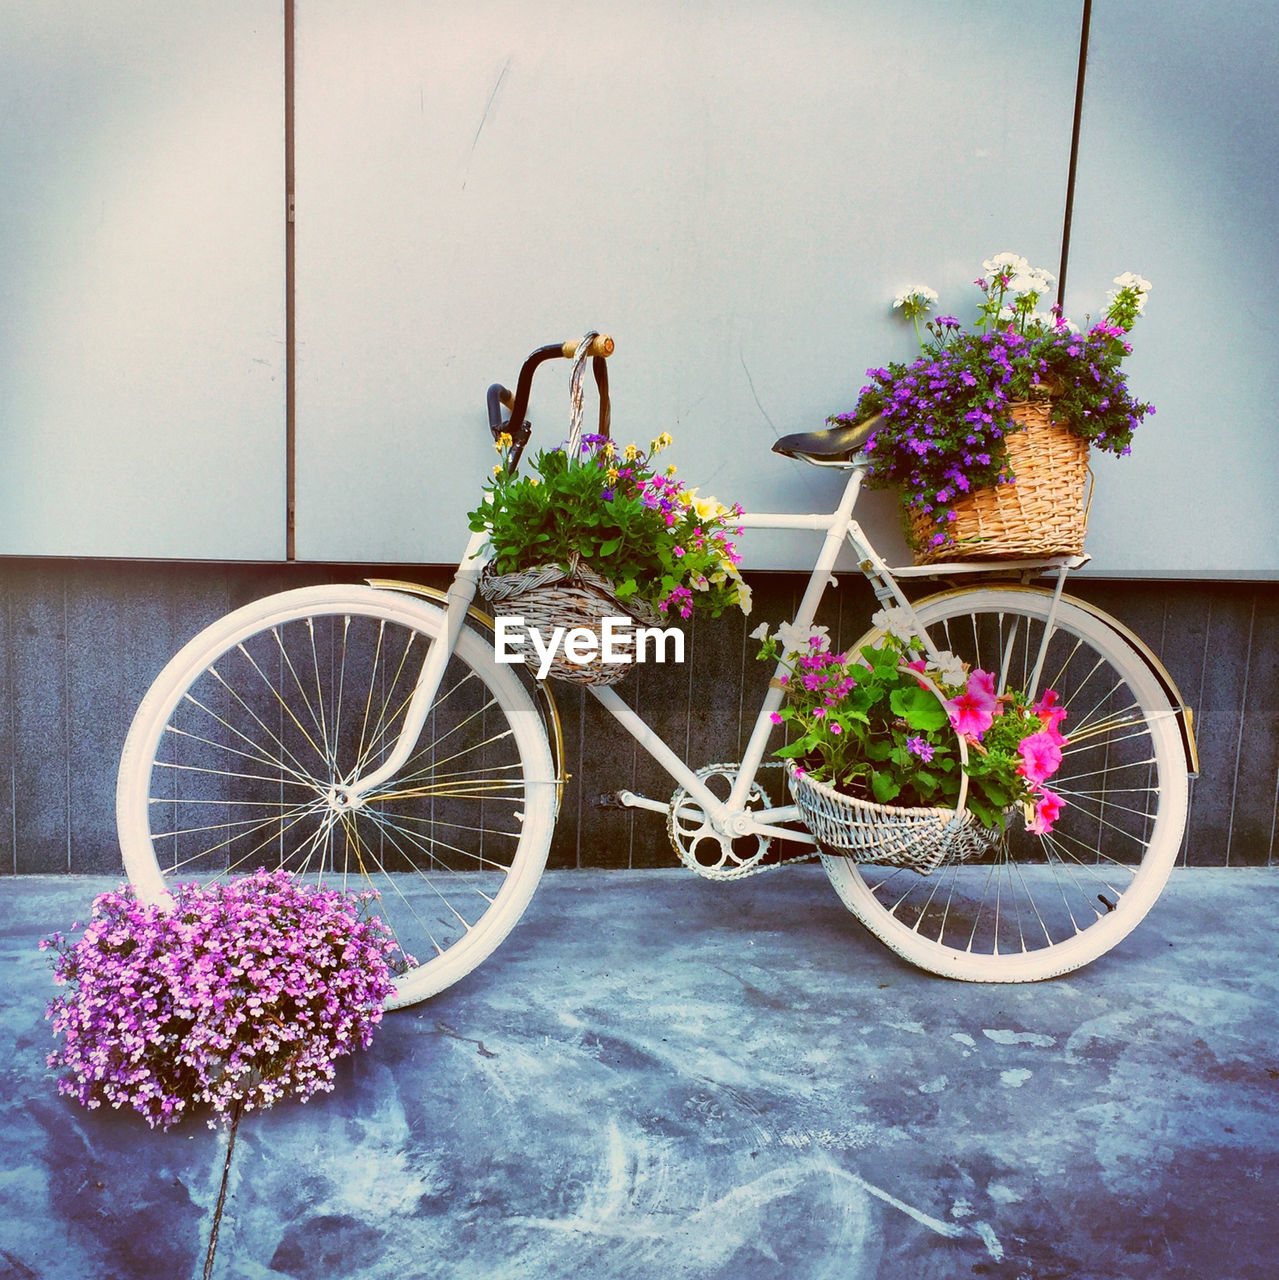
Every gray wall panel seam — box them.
[1223,595,1255,867]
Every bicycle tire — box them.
[822,586,1190,981]
[116,584,557,1008]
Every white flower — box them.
[1008,267,1055,298]
[982,252,1030,276]
[777,621,830,654]
[1112,271,1152,294]
[892,285,939,311]
[928,650,968,688]
[871,606,917,642]
[1108,271,1152,313]
[1023,309,1061,334]
[749,621,771,642]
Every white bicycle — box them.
[117,336,1197,1008]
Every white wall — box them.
[0,1,285,559]
[2,1,1276,576]
[291,0,1079,570]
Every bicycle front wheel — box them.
[823,586,1190,982]
[116,584,557,1008]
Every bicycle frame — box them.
[347,454,1076,852]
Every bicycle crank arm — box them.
[606,789,671,815]
[606,790,817,848]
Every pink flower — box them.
[1026,787,1064,835]
[968,668,997,702]
[769,712,783,724]
[1018,730,1064,784]
[829,722,842,735]
[1033,689,1068,737]
[946,669,998,738]
[812,706,826,719]
[904,657,931,690]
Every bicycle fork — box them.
[342,529,489,803]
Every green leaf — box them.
[890,685,949,731]
[870,770,901,804]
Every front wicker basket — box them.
[787,761,1000,876]
[908,399,1090,564]
[479,561,660,687]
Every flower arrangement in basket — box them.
[41,870,402,1130]
[754,611,1068,873]
[468,358,751,685]
[829,254,1154,562]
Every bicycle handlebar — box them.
[487,334,615,466]
[561,334,614,359]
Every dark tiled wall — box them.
[2,558,1275,874]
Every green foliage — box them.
[756,618,1068,834]
[831,256,1154,554]
[468,431,751,620]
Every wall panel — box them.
[292,0,1081,568]
[2,558,1274,874]
[1067,0,1279,577]
[0,2,286,559]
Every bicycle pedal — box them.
[593,792,629,809]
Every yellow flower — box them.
[495,431,513,450]
[694,496,722,521]
[603,440,616,458]
[492,464,503,475]
[607,466,620,483]
[650,432,673,454]
[623,443,638,463]
[666,464,677,478]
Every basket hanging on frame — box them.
[478,333,657,687]
[786,760,1001,875]
[783,662,1001,875]
[478,558,659,687]
[907,398,1092,564]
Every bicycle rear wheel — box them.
[117,584,557,1008]
[822,586,1190,981]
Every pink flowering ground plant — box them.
[829,254,1154,553]
[469,430,751,620]
[41,870,402,1129]
[755,613,1067,834]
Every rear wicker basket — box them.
[908,399,1090,563]
[787,761,1000,876]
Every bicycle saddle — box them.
[772,412,881,463]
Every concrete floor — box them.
[3,867,1278,1280]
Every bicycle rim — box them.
[117,585,557,1008]
[822,586,1189,981]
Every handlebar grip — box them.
[560,334,614,359]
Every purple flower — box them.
[41,871,401,1129]
[906,736,934,762]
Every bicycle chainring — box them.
[667,762,813,880]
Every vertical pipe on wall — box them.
[285,0,297,560]
[1057,0,1092,310]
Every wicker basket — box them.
[787,760,1000,875]
[479,560,661,687]
[907,399,1091,564]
